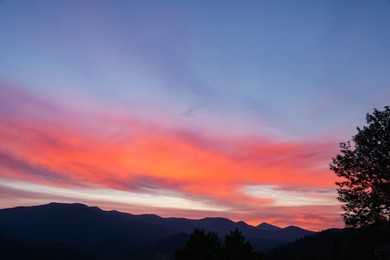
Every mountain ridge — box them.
[0,202,312,232]
[0,202,315,258]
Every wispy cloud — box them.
[242,184,337,207]
[0,151,74,184]
[0,84,342,230]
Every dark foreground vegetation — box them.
[1,221,388,259]
[265,222,390,260]
[175,228,263,259]
[174,223,390,260]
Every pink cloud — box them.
[0,84,343,230]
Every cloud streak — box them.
[0,84,342,230]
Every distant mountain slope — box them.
[256,222,282,232]
[275,225,314,241]
[0,202,315,258]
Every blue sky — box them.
[2,0,389,138]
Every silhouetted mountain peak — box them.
[139,213,162,219]
[47,202,89,208]
[283,225,295,228]
[276,225,314,241]
[256,222,282,231]
[283,225,306,231]
[0,202,95,216]
[37,202,104,215]
[201,217,233,222]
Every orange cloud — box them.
[0,84,343,230]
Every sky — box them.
[0,0,390,231]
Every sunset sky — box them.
[1,0,390,231]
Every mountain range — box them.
[0,202,314,259]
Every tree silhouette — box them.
[330,106,390,228]
[175,229,221,260]
[223,228,256,260]
[175,228,262,260]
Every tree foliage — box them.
[223,228,255,260]
[330,106,390,228]
[175,229,221,260]
[175,228,261,260]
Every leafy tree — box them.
[175,229,221,260]
[330,106,390,228]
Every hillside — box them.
[265,224,390,260]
